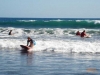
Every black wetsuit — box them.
[8,31,12,35]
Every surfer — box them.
[76,31,81,36]
[20,37,35,50]
[27,37,34,48]
[81,30,87,37]
[8,30,12,35]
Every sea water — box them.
[0,50,100,75]
[0,18,100,75]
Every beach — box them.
[0,18,100,75]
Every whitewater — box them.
[0,27,100,53]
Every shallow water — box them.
[0,49,100,75]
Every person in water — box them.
[76,31,81,36]
[27,37,34,48]
[80,30,87,37]
[8,30,12,35]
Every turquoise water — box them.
[0,18,100,28]
[0,49,100,75]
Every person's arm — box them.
[84,32,87,36]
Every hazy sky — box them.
[0,0,100,18]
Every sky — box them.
[0,0,100,18]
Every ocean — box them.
[0,18,100,75]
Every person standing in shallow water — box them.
[8,30,12,35]
[27,37,34,48]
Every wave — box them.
[0,27,99,53]
[0,37,100,53]
[18,20,36,22]
[0,27,100,37]
[1,27,100,36]
[0,19,100,28]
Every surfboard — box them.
[85,35,91,38]
[20,45,30,51]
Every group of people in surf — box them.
[76,30,90,38]
[8,29,89,50]
[8,30,35,50]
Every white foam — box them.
[34,40,100,53]
[94,20,100,24]
[0,27,100,37]
[17,20,36,22]
[76,20,100,24]
[50,19,63,22]
[0,27,100,53]
[0,37,99,53]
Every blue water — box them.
[0,18,100,75]
[0,49,100,75]
[0,18,100,28]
